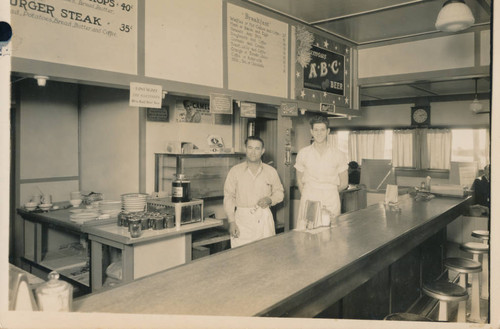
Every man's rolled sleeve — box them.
[269,170,284,206]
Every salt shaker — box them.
[35,271,72,312]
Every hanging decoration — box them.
[296,25,314,68]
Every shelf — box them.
[39,248,89,287]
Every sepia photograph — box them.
[0,1,498,328]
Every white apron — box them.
[296,184,340,230]
[230,207,275,248]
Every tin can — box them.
[165,214,175,228]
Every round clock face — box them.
[413,108,428,123]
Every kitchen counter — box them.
[17,206,224,292]
[82,219,222,245]
[73,196,470,317]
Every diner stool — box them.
[461,242,489,300]
[471,230,489,244]
[444,257,481,322]
[422,281,468,322]
[384,313,432,321]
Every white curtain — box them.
[422,129,452,169]
[392,130,415,167]
[327,132,338,148]
[348,130,385,164]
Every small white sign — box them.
[129,82,162,108]
[240,102,257,118]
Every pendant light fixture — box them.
[470,78,483,113]
[435,0,474,32]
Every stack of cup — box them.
[70,191,82,208]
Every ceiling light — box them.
[470,78,484,113]
[34,75,48,87]
[435,0,474,32]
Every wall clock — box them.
[411,106,430,126]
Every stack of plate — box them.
[99,200,122,218]
[70,210,100,224]
[121,193,148,212]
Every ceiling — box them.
[247,0,492,103]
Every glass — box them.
[129,219,142,238]
[41,194,52,205]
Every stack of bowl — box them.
[99,200,122,218]
[121,193,148,213]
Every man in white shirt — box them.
[295,116,348,230]
[224,136,284,248]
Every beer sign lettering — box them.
[303,46,344,96]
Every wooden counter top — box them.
[73,196,470,317]
[82,219,223,245]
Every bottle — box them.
[425,176,432,191]
[171,174,191,203]
[35,271,73,312]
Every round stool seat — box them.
[444,257,481,273]
[471,230,489,240]
[384,313,432,321]
[422,281,468,302]
[460,242,489,254]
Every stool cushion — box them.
[422,281,468,302]
[384,313,432,321]
[460,242,489,254]
[471,230,490,240]
[444,257,481,273]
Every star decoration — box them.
[323,92,328,97]
[296,71,301,78]
[300,90,306,98]
[312,94,316,98]
[346,48,349,54]
[335,45,338,50]
[323,40,329,48]
[345,97,349,104]
[332,100,336,104]
[345,70,348,75]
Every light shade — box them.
[435,0,474,32]
[470,98,483,113]
[34,75,48,87]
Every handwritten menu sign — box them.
[304,46,345,96]
[129,82,162,108]
[210,93,233,114]
[10,0,137,74]
[227,4,288,98]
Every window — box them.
[451,129,489,168]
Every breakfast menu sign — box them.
[10,0,137,74]
[227,3,288,98]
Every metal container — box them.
[35,271,72,312]
[151,215,165,230]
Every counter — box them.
[73,196,470,317]
[17,206,223,292]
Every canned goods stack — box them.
[117,210,176,237]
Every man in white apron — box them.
[295,116,348,230]
[224,136,284,248]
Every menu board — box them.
[227,4,288,98]
[10,0,137,74]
